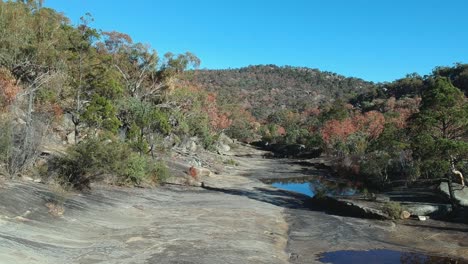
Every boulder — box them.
[214,133,233,154]
[66,131,76,145]
[215,142,231,154]
[439,182,468,206]
[188,166,213,178]
[218,133,234,145]
[418,216,428,221]
[404,203,452,217]
[61,113,75,130]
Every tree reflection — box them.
[400,252,465,264]
[308,178,359,197]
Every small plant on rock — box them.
[382,201,403,219]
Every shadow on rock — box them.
[201,185,310,209]
[201,184,389,220]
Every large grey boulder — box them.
[214,133,234,154]
[439,182,468,206]
[404,203,452,216]
[215,142,231,154]
[218,133,234,145]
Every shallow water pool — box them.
[268,176,360,198]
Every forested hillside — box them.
[185,65,375,119]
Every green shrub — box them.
[304,133,324,150]
[149,160,171,183]
[50,138,158,188]
[123,154,148,184]
[382,201,402,219]
[82,95,121,133]
[225,121,256,143]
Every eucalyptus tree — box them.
[411,77,468,186]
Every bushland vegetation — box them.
[1,1,466,193]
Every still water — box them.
[318,249,467,264]
[268,176,360,198]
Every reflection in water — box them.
[268,176,361,198]
[400,252,465,264]
[318,249,467,264]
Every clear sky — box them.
[44,0,468,83]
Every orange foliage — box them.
[0,73,21,109]
[52,103,64,119]
[321,111,385,144]
[206,93,216,103]
[390,108,413,128]
[358,111,385,139]
[203,92,233,131]
[321,119,357,144]
[302,107,321,117]
[277,126,286,136]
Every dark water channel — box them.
[318,249,467,264]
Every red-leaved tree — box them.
[0,69,21,110]
[321,111,385,145]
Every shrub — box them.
[382,201,402,219]
[50,138,157,189]
[123,153,148,184]
[148,160,171,183]
[225,121,257,143]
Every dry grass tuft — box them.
[45,202,64,217]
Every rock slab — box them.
[439,182,468,206]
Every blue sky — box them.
[44,0,468,82]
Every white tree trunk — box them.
[452,168,465,187]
